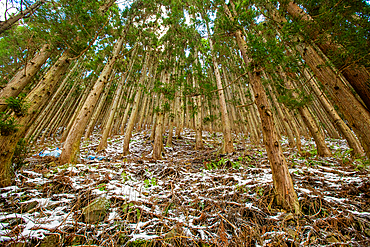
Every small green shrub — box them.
[5,93,29,116]
[0,112,18,136]
[12,138,30,171]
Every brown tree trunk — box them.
[303,69,364,157]
[60,34,125,164]
[266,81,296,149]
[192,51,203,150]
[25,60,80,140]
[204,19,234,154]
[0,51,71,187]
[153,70,170,160]
[60,73,97,143]
[269,4,370,157]
[97,73,126,152]
[82,68,111,140]
[225,3,299,213]
[280,70,332,157]
[0,44,51,112]
[284,1,370,111]
[122,53,151,156]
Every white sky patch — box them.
[0,1,18,21]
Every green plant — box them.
[97,183,106,191]
[144,177,156,188]
[0,112,18,136]
[354,157,369,171]
[232,161,241,169]
[308,148,318,156]
[12,138,30,171]
[121,171,132,182]
[257,187,264,197]
[5,94,29,116]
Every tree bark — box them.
[60,34,125,164]
[97,73,126,152]
[0,51,71,187]
[303,68,364,157]
[224,3,299,213]
[284,1,370,111]
[204,19,234,154]
[268,6,370,157]
[0,44,51,112]
[122,53,151,156]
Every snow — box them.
[1,130,369,246]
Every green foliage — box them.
[308,148,318,156]
[277,89,312,110]
[0,25,43,87]
[5,93,29,116]
[97,183,106,191]
[12,138,30,171]
[121,171,132,182]
[205,157,242,170]
[0,112,18,136]
[144,177,157,188]
[203,114,217,124]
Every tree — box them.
[222,2,299,213]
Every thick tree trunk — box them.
[303,69,364,157]
[0,51,71,187]
[60,35,125,164]
[152,110,164,160]
[284,1,370,111]
[175,86,184,138]
[224,3,299,213]
[82,68,111,140]
[25,60,79,140]
[268,4,370,157]
[0,44,51,112]
[122,54,151,155]
[153,70,170,160]
[298,42,370,157]
[60,74,97,143]
[97,73,126,152]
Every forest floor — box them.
[1,129,370,247]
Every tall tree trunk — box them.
[265,81,296,149]
[224,3,299,213]
[153,70,170,160]
[193,51,203,150]
[122,53,151,156]
[280,70,332,157]
[303,68,364,157]
[97,73,126,152]
[60,34,126,164]
[0,44,51,112]
[268,4,370,157]
[0,51,71,187]
[204,18,234,154]
[25,60,79,140]
[284,1,370,110]
[60,74,97,143]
